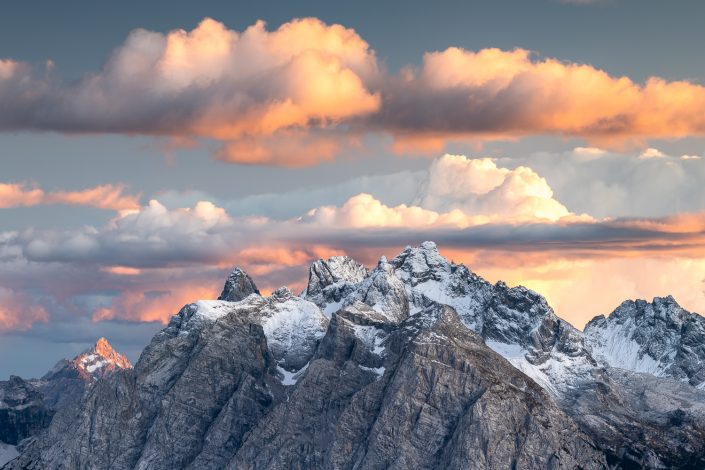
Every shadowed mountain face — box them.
[0,337,132,463]
[5,243,705,469]
[0,377,52,447]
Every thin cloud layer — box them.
[0,183,140,211]
[2,19,705,164]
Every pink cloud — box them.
[0,183,140,211]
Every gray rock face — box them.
[562,367,705,468]
[8,242,705,469]
[0,338,131,469]
[231,303,606,469]
[218,267,260,302]
[8,260,608,469]
[34,337,132,409]
[584,295,705,387]
[0,377,52,446]
[303,255,370,317]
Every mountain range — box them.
[3,242,705,468]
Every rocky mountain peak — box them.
[271,286,293,300]
[601,295,688,325]
[391,240,451,284]
[584,295,705,387]
[8,242,705,469]
[218,267,260,302]
[0,375,52,447]
[70,337,132,381]
[304,255,368,299]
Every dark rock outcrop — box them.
[218,267,260,302]
[0,377,52,446]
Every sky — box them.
[2,0,705,377]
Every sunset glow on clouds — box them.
[3,10,705,376]
[2,18,705,165]
[378,47,705,150]
[3,153,705,331]
[0,183,140,211]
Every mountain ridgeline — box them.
[5,242,705,469]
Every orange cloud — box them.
[216,131,345,166]
[101,266,142,276]
[0,183,140,211]
[45,184,140,211]
[93,283,219,324]
[0,183,44,208]
[5,20,705,164]
[0,17,380,166]
[380,47,705,150]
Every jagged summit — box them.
[303,255,368,299]
[35,337,132,409]
[77,337,132,378]
[585,294,705,387]
[42,337,132,383]
[10,242,705,469]
[218,267,260,302]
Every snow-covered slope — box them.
[155,282,328,385]
[42,337,132,384]
[0,442,18,467]
[10,242,705,469]
[306,241,596,396]
[584,295,705,387]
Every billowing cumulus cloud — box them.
[0,183,140,211]
[0,18,380,166]
[415,155,577,222]
[21,200,236,267]
[378,47,705,150]
[511,147,705,219]
[2,19,705,164]
[304,156,586,228]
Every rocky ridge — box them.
[0,337,132,465]
[6,242,705,468]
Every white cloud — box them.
[638,147,667,159]
[415,155,576,222]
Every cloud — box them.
[0,18,380,166]
[377,47,705,150]
[21,199,236,267]
[2,20,705,164]
[415,155,577,222]
[510,146,705,219]
[304,156,587,228]
[0,183,140,211]
[0,184,45,208]
[16,154,705,277]
[6,154,705,335]
[0,288,49,331]
[638,147,667,159]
